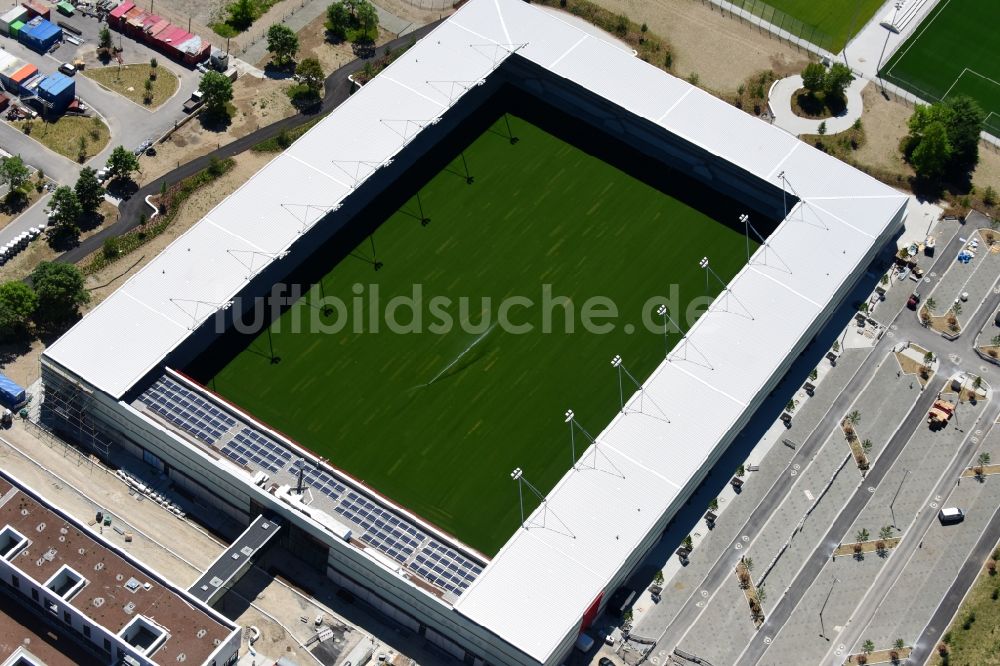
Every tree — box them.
[801,62,826,95]
[743,556,753,572]
[98,26,112,50]
[861,438,873,454]
[756,583,766,605]
[925,297,937,314]
[809,368,818,381]
[228,0,256,30]
[847,410,861,428]
[143,77,154,103]
[106,146,140,182]
[953,301,963,316]
[355,0,378,38]
[74,167,105,216]
[856,528,870,543]
[879,525,893,541]
[199,71,234,119]
[48,186,81,229]
[786,398,797,413]
[862,639,875,655]
[653,569,664,586]
[0,281,37,339]
[985,185,998,207]
[894,638,905,650]
[943,95,985,169]
[0,155,31,193]
[817,120,827,136]
[979,452,992,468]
[708,497,719,511]
[824,63,854,99]
[266,24,299,66]
[296,58,325,95]
[910,121,952,180]
[326,1,350,39]
[31,262,89,326]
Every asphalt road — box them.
[816,401,1000,666]
[649,330,896,650]
[908,491,1000,664]
[55,21,442,266]
[736,373,950,665]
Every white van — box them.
[939,507,965,524]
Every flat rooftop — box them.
[0,593,92,666]
[0,473,238,665]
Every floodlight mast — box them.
[510,467,524,524]
[657,304,670,356]
[699,256,755,320]
[611,354,671,422]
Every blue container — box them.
[19,17,61,52]
[0,374,26,407]
[37,72,75,113]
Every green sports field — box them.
[198,115,753,556]
[726,0,884,53]
[881,0,1000,136]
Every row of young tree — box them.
[0,262,89,340]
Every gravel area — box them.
[590,0,809,92]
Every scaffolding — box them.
[39,373,112,460]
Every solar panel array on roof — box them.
[137,376,236,444]
[410,540,483,596]
[222,429,292,473]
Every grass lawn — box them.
[83,64,180,109]
[729,0,884,52]
[881,0,1000,136]
[12,115,110,162]
[193,115,753,555]
[930,557,1000,665]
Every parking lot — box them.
[605,212,1000,666]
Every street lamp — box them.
[657,304,669,356]
[819,577,839,640]
[889,469,909,529]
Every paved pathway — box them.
[52,21,442,267]
[768,75,867,136]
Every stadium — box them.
[38,0,907,663]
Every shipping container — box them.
[19,16,61,52]
[20,0,50,21]
[9,19,25,38]
[37,72,74,112]
[56,1,73,16]
[0,6,28,34]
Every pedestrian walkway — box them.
[769,75,867,135]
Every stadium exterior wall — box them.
[37,54,907,666]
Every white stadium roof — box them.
[44,0,907,662]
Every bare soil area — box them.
[852,86,913,178]
[139,76,295,184]
[590,0,808,92]
[291,13,375,75]
[376,0,449,28]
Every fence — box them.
[877,77,1000,149]
[697,0,837,61]
[398,0,454,9]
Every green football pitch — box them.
[881,0,1000,137]
[198,114,753,556]
[726,0,883,53]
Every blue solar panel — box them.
[138,377,237,445]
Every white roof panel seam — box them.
[283,152,353,190]
[748,266,824,308]
[381,75,449,110]
[548,33,588,69]
[656,87,693,122]
[205,218,267,254]
[119,290,190,331]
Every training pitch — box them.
[881,0,1000,136]
[193,115,753,555]
[729,0,883,53]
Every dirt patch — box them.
[376,0,449,28]
[974,148,1000,196]
[292,13,373,75]
[138,75,295,184]
[82,151,273,308]
[0,187,45,234]
[832,537,901,557]
[851,86,914,178]
[895,348,933,386]
[589,0,808,93]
